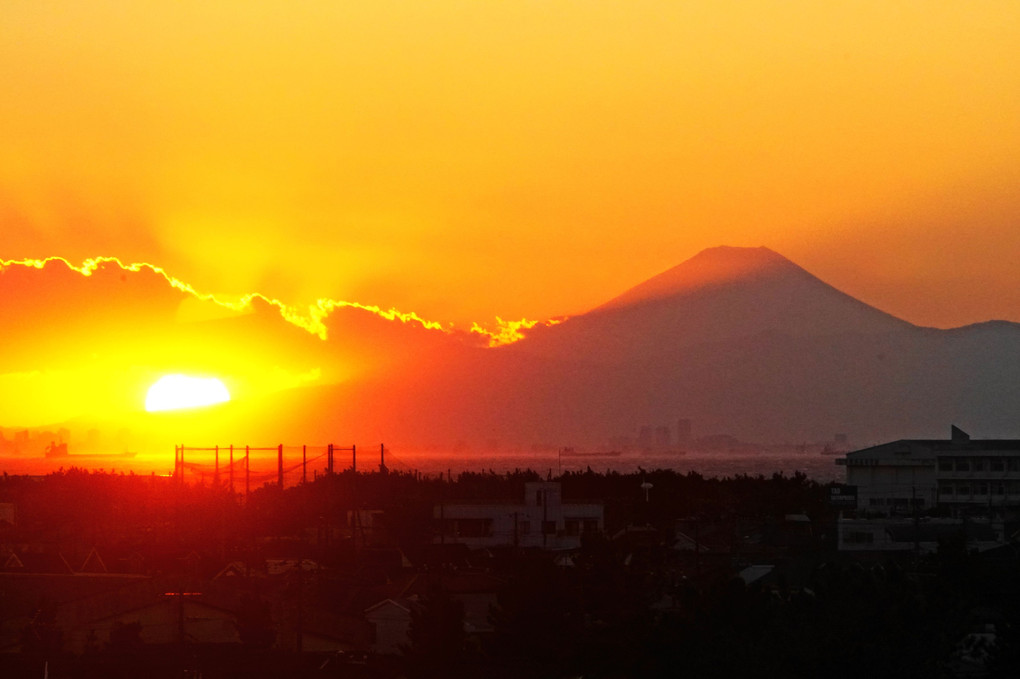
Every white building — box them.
[839,425,1020,516]
[837,516,1002,553]
[434,481,603,550]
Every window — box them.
[940,485,954,496]
[939,459,954,472]
[519,520,531,535]
[536,491,543,506]
[978,483,989,496]
[583,519,599,534]
[992,459,1005,472]
[958,485,970,496]
[972,459,985,472]
[565,520,580,537]
[455,519,493,538]
[956,460,970,472]
[845,531,875,544]
[542,521,556,535]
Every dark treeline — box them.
[0,466,828,557]
[1,468,1019,677]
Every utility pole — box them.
[439,475,446,546]
[542,489,548,548]
[277,444,284,489]
[296,570,304,653]
[245,446,250,503]
[177,584,185,647]
[175,445,184,485]
[913,486,920,559]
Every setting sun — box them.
[145,375,231,413]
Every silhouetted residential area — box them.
[3,429,1020,678]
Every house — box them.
[63,595,241,652]
[363,598,417,655]
[434,481,603,550]
[393,571,504,635]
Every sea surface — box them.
[0,449,847,484]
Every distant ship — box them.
[43,442,136,459]
[558,447,623,458]
[44,442,68,458]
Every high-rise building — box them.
[637,426,653,450]
[677,418,692,444]
[654,426,672,449]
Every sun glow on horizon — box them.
[145,375,231,413]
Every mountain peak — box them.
[512,245,914,366]
[599,245,802,311]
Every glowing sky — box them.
[3,1,1019,330]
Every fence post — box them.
[278,444,284,489]
[245,445,250,502]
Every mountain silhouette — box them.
[512,246,914,366]
[333,246,1020,448]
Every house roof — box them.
[78,548,108,574]
[1,551,74,575]
[738,564,774,585]
[363,597,416,616]
[847,427,1020,460]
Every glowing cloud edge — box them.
[0,256,561,346]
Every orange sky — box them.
[3,1,1019,331]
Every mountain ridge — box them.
[596,245,810,310]
[512,246,916,366]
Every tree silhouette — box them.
[404,582,468,679]
[235,594,276,649]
